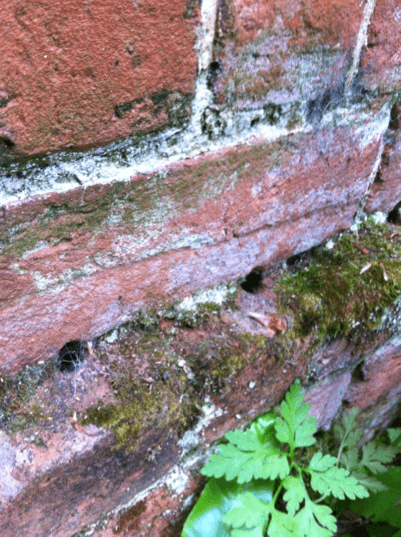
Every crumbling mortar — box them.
[345,0,377,91]
[0,29,397,207]
[1,218,399,534]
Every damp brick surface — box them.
[0,0,400,536]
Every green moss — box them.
[276,217,401,344]
[0,359,57,432]
[78,286,268,453]
[81,379,187,452]
[185,330,267,392]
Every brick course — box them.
[0,0,400,535]
[0,0,198,159]
[0,122,385,372]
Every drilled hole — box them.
[207,61,221,90]
[352,361,365,382]
[57,340,84,373]
[389,103,401,131]
[0,137,15,149]
[387,202,401,225]
[241,268,264,293]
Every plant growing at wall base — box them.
[182,381,397,537]
[332,412,401,536]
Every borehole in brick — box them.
[0,137,15,150]
[352,361,365,382]
[389,103,400,131]
[387,202,401,225]
[207,61,221,90]
[241,267,264,293]
[57,340,84,373]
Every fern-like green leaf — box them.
[274,381,317,451]
[360,441,398,474]
[230,526,265,537]
[309,456,369,500]
[223,492,268,529]
[202,416,288,483]
[340,447,359,471]
[352,471,389,493]
[225,429,262,451]
[334,407,363,448]
[283,475,306,517]
[293,498,336,537]
[387,427,401,447]
[309,452,338,471]
[268,508,298,537]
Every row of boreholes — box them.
[57,201,400,373]
[56,269,263,374]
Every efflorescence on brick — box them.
[0,217,399,536]
[0,0,400,535]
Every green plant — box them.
[333,413,401,536]
[182,382,399,537]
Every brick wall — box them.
[0,0,400,535]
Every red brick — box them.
[0,125,383,374]
[365,104,401,214]
[0,292,400,536]
[100,478,205,538]
[231,0,362,48]
[0,261,398,537]
[345,340,401,410]
[303,372,352,431]
[212,0,365,108]
[0,0,198,159]
[360,0,401,93]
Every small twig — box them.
[354,243,369,255]
[71,412,101,437]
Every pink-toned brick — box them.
[365,104,401,214]
[0,124,383,373]
[360,0,401,93]
[212,0,365,109]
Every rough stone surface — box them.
[211,0,364,109]
[0,276,398,537]
[0,0,198,160]
[303,371,352,431]
[345,337,401,411]
[98,478,206,537]
[365,103,401,214]
[360,0,401,93]
[0,123,385,373]
[0,0,400,536]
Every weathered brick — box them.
[360,0,401,93]
[0,277,398,537]
[345,338,401,411]
[0,1,399,536]
[0,0,198,160]
[365,103,401,214]
[211,0,365,110]
[0,122,384,373]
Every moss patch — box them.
[79,290,267,453]
[276,217,400,345]
[0,359,57,432]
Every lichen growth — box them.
[276,216,401,345]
